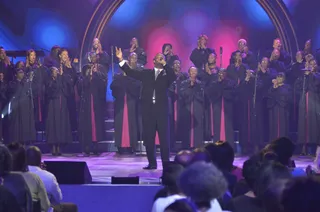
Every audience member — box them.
[0,144,33,212]
[152,163,185,212]
[174,150,194,167]
[189,148,211,164]
[282,176,320,212]
[254,162,291,212]
[7,143,51,212]
[227,157,263,212]
[178,162,227,212]
[0,185,23,212]
[164,199,198,212]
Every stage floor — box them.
[42,153,315,184]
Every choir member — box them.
[230,39,257,70]
[0,72,7,141]
[179,67,204,148]
[110,65,140,154]
[78,52,107,156]
[7,68,36,144]
[44,45,61,68]
[303,39,313,56]
[168,60,188,146]
[162,43,179,68]
[0,47,13,81]
[58,48,78,131]
[265,38,291,67]
[269,49,286,73]
[115,47,175,169]
[295,59,320,155]
[123,37,147,66]
[15,61,25,70]
[267,73,292,141]
[127,52,143,71]
[45,67,72,156]
[190,34,215,78]
[85,38,110,71]
[226,51,248,83]
[26,49,48,130]
[205,69,236,146]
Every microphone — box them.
[220,47,223,55]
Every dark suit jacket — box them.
[2,172,33,212]
[120,62,176,121]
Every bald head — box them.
[153,53,166,68]
[26,146,42,167]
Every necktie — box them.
[155,69,160,80]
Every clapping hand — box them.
[115,47,123,61]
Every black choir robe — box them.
[7,79,36,143]
[179,79,204,148]
[26,65,48,130]
[267,84,292,140]
[269,60,286,73]
[123,47,147,66]
[190,48,215,76]
[45,74,72,144]
[168,72,188,143]
[110,74,140,148]
[78,65,107,145]
[230,50,257,70]
[62,65,78,131]
[0,61,14,82]
[205,78,236,145]
[295,73,320,145]
[0,80,7,140]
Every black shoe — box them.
[143,165,157,170]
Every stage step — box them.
[105,119,114,130]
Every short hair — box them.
[178,162,228,202]
[0,145,12,176]
[161,163,184,194]
[188,66,197,73]
[26,146,42,166]
[276,72,286,80]
[174,150,194,167]
[7,143,27,172]
[242,157,261,189]
[198,34,208,41]
[162,43,173,53]
[238,39,247,45]
[205,141,235,172]
[282,176,320,212]
[189,148,211,165]
[267,137,295,166]
[165,199,198,212]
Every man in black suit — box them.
[115,47,176,169]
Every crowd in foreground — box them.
[152,138,320,212]
[0,143,77,212]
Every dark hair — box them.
[174,150,194,167]
[276,72,286,80]
[189,148,211,165]
[7,143,27,172]
[254,162,291,212]
[178,162,228,202]
[0,145,12,176]
[161,163,184,194]
[26,146,42,167]
[282,176,320,212]
[242,157,261,189]
[58,48,68,59]
[205,141,235,172]
[162,43,172,53]
[231,50,241,63]
[165,199,198,212]
[267,137,295,166]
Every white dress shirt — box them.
[28,166,63,205]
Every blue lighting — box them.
[243,0,273,28]
[315,27,320,49]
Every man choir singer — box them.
[115,47,176,170]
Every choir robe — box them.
[62,65,78,131]
[45,74,72,144]
[123,48,147,66]
[0,80,7,140]
[295,73,320,145]
[269,60,286,73]
[111,74,141,148]
[26,65,48,130]
[190,48,215,77]
[78,65,107,147]
[264,49,291,67]
[230,50,257,70]
[267,84,292,140]
[168,72,188,143]
[179,79,204,148]
[0,61,14,82]
[7,79,36,143]
[205,78,236,145]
